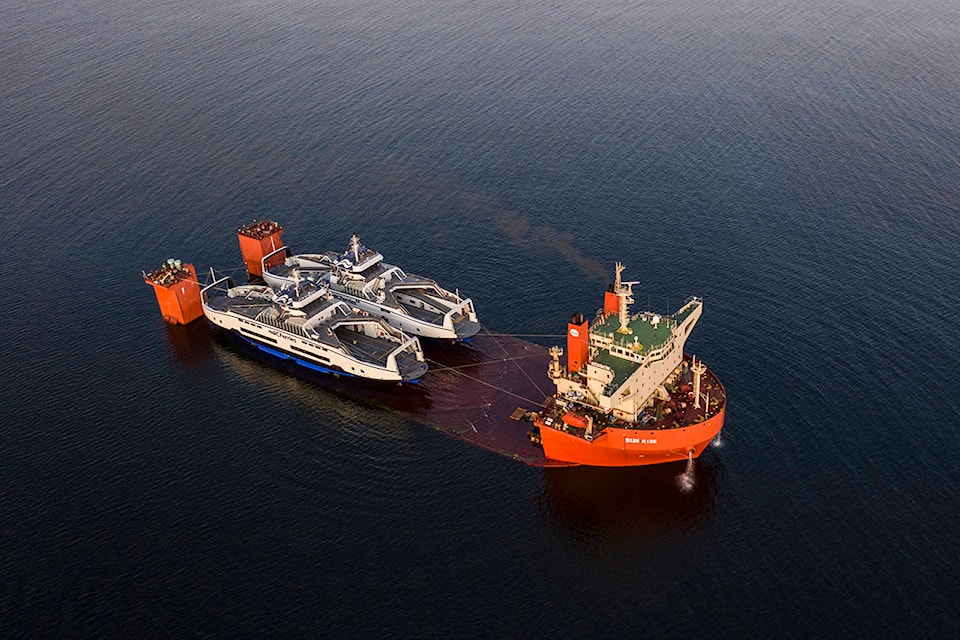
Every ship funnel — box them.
[604,284,619,317]
[567,313,589,374]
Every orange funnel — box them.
[566,313,589,373]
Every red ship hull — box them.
[534,362,726,467]
[535,407,724,467]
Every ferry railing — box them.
[261,246,292,275]
[385,333,422,374]
[200,273,236,303]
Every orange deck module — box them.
[238,220,285,277]
[144,259,203,325]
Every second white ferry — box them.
[201,272,428,382]
[260,235,481,341]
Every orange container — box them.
[144,262,203,325]
[238,220,284,276]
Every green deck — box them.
[590,350,641,393]
[592,312,674,355]
[587,300,697,395]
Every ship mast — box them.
[548,346,564,379]
[691,355,707,409]
[614,262,639,334]
[350,235,362,263]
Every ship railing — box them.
[441,297,475,330]
[261,246,293,275]
[589,334,674,367]
[200,273,236,304]
[302,311,332,335]
[273,317,307,337]
[252,309,308,338]
[385,333,422,373]
[255,307,279,323]
[392,276,458,301]
[339,281,366,297]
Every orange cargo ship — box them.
[530,263,725,467]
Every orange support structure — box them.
[566,313,590,373]
[144,261,203,325]
[604,289,619,317]
[238,220,285,277]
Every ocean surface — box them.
[3,0,960,636]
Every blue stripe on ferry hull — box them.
[238,335,356,378]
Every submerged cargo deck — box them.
[411,333,558,465]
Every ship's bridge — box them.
[583,298,702,407]
[589,299,699,355]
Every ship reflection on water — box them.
[209,337,421,445]
[537,453,723,539]
[162,320,217,370]
[209,331,431,410]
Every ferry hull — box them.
[536,407,725,467]
[201,305,425,383]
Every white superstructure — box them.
[201,272,427,382]
[260,235,480,341]
[549,263,703,422]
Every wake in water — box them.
[712,430,723,448]
[677,452,696,493]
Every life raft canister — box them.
[562,412,588,429]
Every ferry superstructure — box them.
[260,235,480,341]
[201,273,427,382]
[530,263,725,466]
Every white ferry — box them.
[201,272,427,382]
[260,235,480,341]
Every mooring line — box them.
[424,352,546,373]
[474,333,565,338]
[426,363,543,406]
[202,262,253,287]
[480,327,550,399]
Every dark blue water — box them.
[3,0,960,636]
